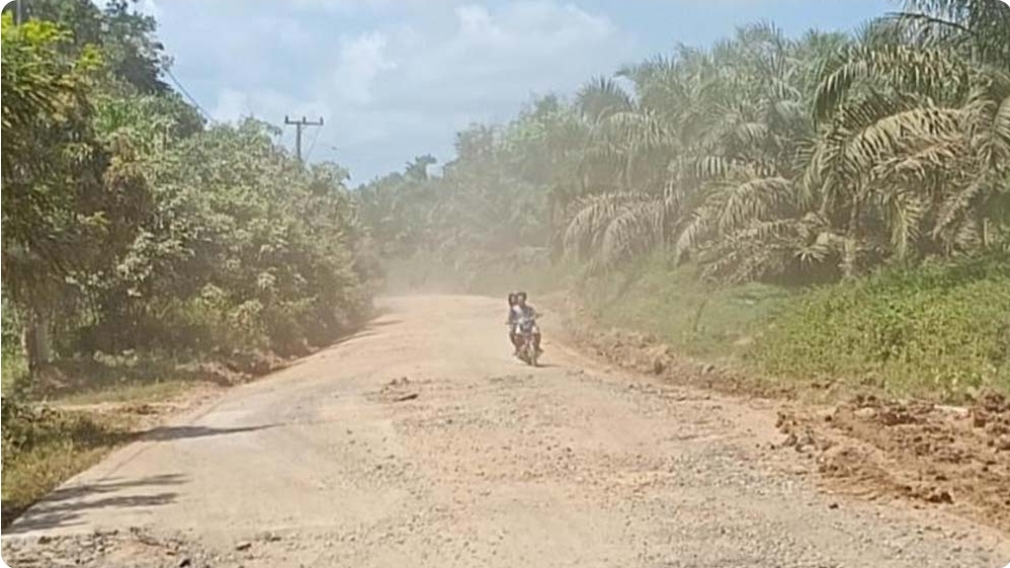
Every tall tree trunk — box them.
[841,197,861,280]
[21,308,52,378]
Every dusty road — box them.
[3,296,1009,567]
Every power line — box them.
[284,116,324,164]
[304,126,322,163]
[164,67,213,123]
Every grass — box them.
[1,400,137,527]
[1,349,28,398]
[53,379,197,407]
[0,349,233,407]
[752,254,1010,402]
[575,251,1010,403]
[34,352,226,406]
[579,253,794,360]
[0,351,224,527]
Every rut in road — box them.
[3,295,1008,568]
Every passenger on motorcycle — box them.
[512,291,542,355]
[507,292,522,355]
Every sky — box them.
[139,0,896,184]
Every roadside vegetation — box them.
[357,0,1010,402]
[1,400,134,524]
[754,251,1010,400]
[577,251,1010,401]
[1,1,378,523]
[578,255,795,361]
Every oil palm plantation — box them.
[558,0,1009,283]
[355,0,1008,287]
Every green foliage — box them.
[3,399,81,457]
[897,0,1010,70]
[1,3,376,521]
[355,97,585,278]
[753,253,1010,400]
[1,397,133,524]
[70,119,373,359]
[12,0,178,96]
[1,12,105,309]
[1,350,30,399]
[580,253,794,359]
[1,4,373,390]
[358,2,1009,288]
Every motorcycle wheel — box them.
[523,338,537,367]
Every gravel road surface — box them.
[3,296,1008,567]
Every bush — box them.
[753,253,1010,401]
[57,121,374,366]
[580,253,794,359]
[1,398,133,524]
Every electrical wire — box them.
[303,125,323,162]
[164,67,213,123]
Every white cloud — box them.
[331,32,396,105]
[160,0,637,181]
[209,88,249,122]
[210,88,331,126]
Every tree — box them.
[1,2,371,384]
[11,0,173,94]
[1,13,107,374]
[897,0,1010,69]
[405,155,437,182]
[355,4,1008,290]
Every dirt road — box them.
[3,296,1008,567]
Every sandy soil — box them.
[3,295,1008,568]
[567,302,1010,537]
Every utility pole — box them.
[284,115,324,164]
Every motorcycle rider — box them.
[506,292,522,355]
[513,291,542,355]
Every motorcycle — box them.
[513,315,540,367]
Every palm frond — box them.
[841,106,962,181]
[714,175,794,233]
[814,44,969,122]
[576,76,634,124]
[882,190,927,260]
[934,176,987,238]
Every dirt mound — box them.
[1,527,235,568]
[375,376,422,403]
[553,295,1010,535]
[777,392,1010,533]
[558,304,789,399]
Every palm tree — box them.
[562,24,818,277]
[896,0,1010,69]
[358,3,1009,287]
